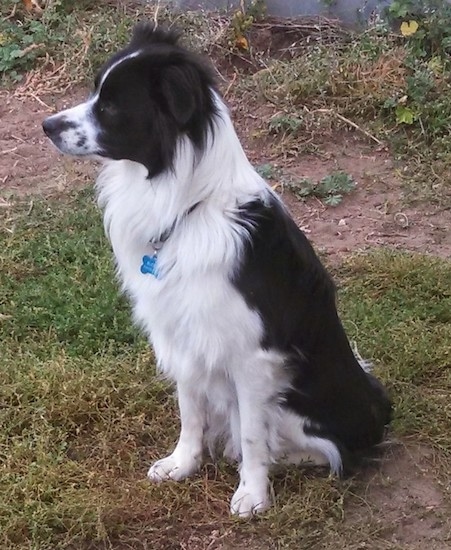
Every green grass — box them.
[1,191,450,549]
[338,252,451,445]
[0,190,139,357]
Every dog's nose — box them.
[42,116,57,137]
[42,115,67,138]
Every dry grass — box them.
[2,3,451,548]
[1,193,451,549]
[252,42,406,126]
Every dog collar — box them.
[140,201,201,278]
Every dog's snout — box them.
[42,105,98,156]
[42,115,72,138]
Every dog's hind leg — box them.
[147,380,205,482]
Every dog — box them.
[42,23,391,517]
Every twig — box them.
[214,43,257,69]
[0,147,18,155]
[223,72,237,99]
[4,3,17,20]
[0,198,12,208]
[314,108,384,146]
[28,92,51,110]
[153,1,160,26]
[394,212,409,228]
[19,43,44,57]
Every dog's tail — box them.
[352,341,373,373]
[334,341,392,475]
[352,340,392,425]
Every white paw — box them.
[230,482,270,517]
[147,453,200,483]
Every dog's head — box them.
[42,23,217,177]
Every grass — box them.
[1,191,450,549]
[338,252,451,444]
[1,1,451,547]
[250,29,451,203]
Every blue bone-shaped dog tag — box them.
[140,255,158,277]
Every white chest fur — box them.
[95,118,268,381]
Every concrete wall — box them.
[175,0,393,26]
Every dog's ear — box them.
[131,23,180,48]
[161,64,204,127]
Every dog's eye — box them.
[98,101,117,117]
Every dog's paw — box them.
[147,453,200,483]
[230,482,270,517]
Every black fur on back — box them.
[233,195,392,460]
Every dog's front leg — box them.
[148,380,204,482]
[230,374,272,517]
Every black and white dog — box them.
[43,24,391,517]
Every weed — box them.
[388,0,451,59]
[256,163,356,206]
[287,171,356,206]
[252,19,451,203]
[256,164,356,206]
[228,0,266,52]
[315,172,356,205]
[268,114,304,136]
[255,162,281,180]
[0,1,165,85]
[0,4,50,79]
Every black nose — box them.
[42,116,58,137]
[42,115,70,138]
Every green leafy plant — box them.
[255,163,281,180]
[388,0,451,59]
[395,104,416,124]
[255,164,356,206]
[0,0,136,83]
[388,0,420,19]
[268,114,304,135]
[287,171,356,206]
[229,0,266,51]
[0,19,44,76]
[0,0,70,78]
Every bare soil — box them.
[3,89,449,259]
[1,87,450,549]
[341,442,451,550]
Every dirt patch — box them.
[341,442,451,549]
[281,141,451,261]
[1,90,450,261]
[228,98,451,261]
[0,90,93,198]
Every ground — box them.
[2,89,450,260]
[1,53,450,549]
